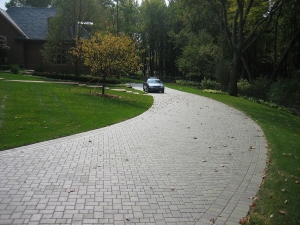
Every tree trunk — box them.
[74,59,79,77]
[102,74,106,95]
[241,55,253,83]
[229,50,240,96]
[150,46,154,77]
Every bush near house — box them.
[10,64,21,74]
[0,65,11,70]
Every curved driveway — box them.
[0,85,267,225]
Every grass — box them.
[0,73,153,150]
[166,84,300,225]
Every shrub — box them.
[242,96,294,114]
[203,89,226,94]
[237,79,252,96]
[10,65,20,74]
[175,80,201,87]
[200,77,220,90]
[215,60,230,91]
[250,76,269,100]
[175,78,221,90]
[238,77,269,100]
[0,65,11,71]
[267,78,299,107]
[34,64,47,73]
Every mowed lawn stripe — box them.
[0,75,152,150]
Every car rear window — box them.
[148,79,161,83]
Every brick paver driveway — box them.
[0,85,267,225]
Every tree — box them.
[140,0,167,77]
[0,38,10,64]
[70,32,141,94]
[5,0,52,8]
[218,0,287,96]
[170,0,224,80]
[42,0,110,76]
[177,30,220,80]
[269,0,300,80]
[116,0,139,35]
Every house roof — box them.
[0,8,28,39]
[5,7,56,40]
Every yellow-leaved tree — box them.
[70,32,141,94]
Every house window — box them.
[0,36,8,64]
[0,36,7,45]
[54,48,67,64]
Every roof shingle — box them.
[6,7,56,40]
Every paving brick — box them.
[11,219,25,224]
[39,218,56,224]
[82,218,98,224]
[30,214,42,222]
[0,86,267,225]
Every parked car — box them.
[143,77,165,93]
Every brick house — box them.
[0,7,81,73]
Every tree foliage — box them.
[70,32,141,94]
[16,0,298,100]
[135,0,298,97]
[0,38,10,64]
[115,0,140,35]
[42,0,110,75]
[139,0,167,76]
[177,30,220,79]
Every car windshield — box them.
[148,79,161,84]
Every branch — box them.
[242,14,273,53]
[241,54,253,83]
[270,29,300,81]
[237,0,244,45]
[232,4,240,47]
[242,1,284,53]
[219,0,234,49]
[243,0,254,25]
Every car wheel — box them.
[143,85,148,92]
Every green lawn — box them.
[0,73,153,150]
[166,84,300,225]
